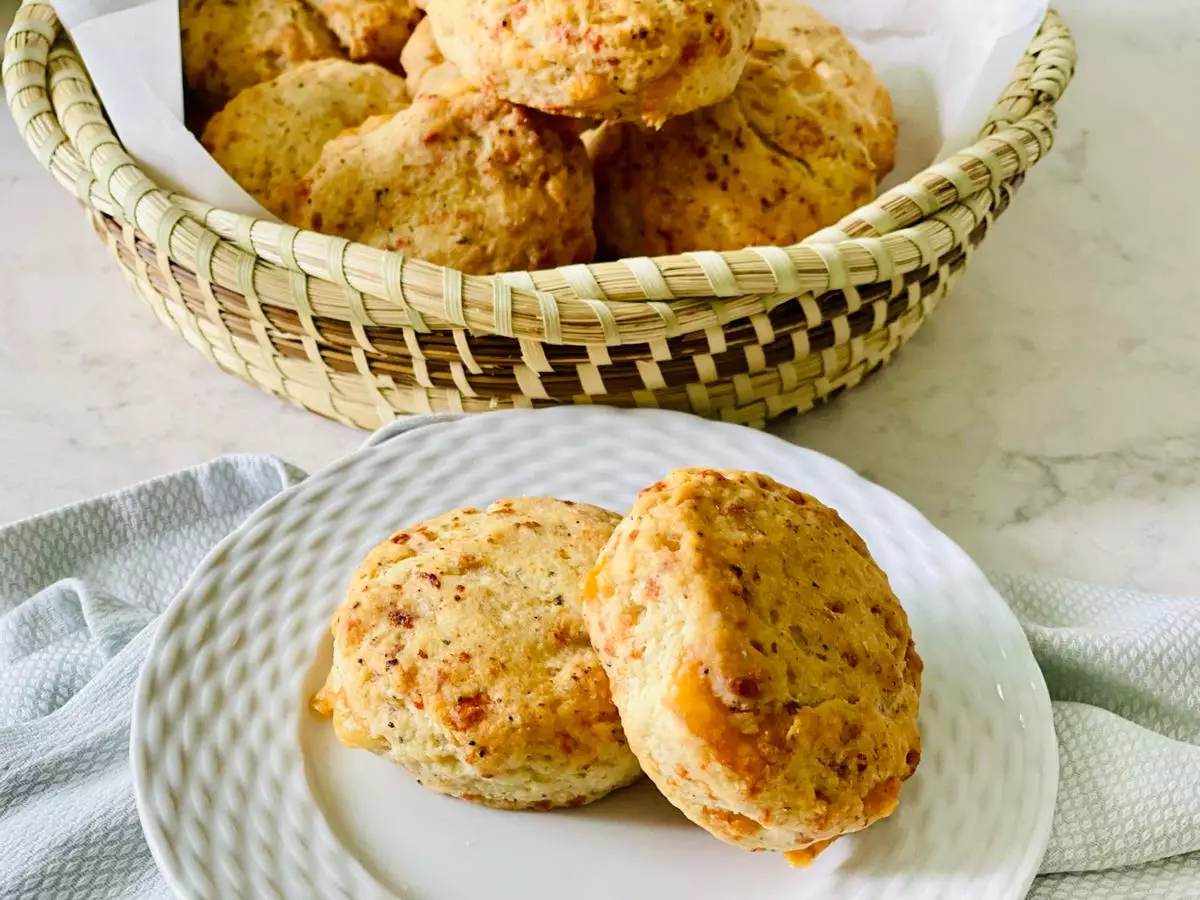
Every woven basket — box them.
[4,3,1076,430]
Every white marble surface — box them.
[3,0,1199,593]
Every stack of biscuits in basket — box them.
[313,468,922,866]
[183,0,895,275]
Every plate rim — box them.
[131,407,1059,900]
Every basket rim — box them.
[3,2,1076,347]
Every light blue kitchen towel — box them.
[1,418,1198,899]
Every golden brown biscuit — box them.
[400,18,598,146]
[401,19,600,140]
[593,36,876,257]
[758,0,896,177]
[299,79,596,273]
[313,498,642,809]
[306,0,423,66]
[181,0,342,106]
[400,15,458,94]
[201,60,409,220]
[583,468,922,859]
[422,0,762,126]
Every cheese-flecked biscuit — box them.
[401,17,600,145]
[314,498,642,809]
[182,0,342,106]
[593,36,876,256]
[758,0,896,176]
[201,60,409,220]
[400,19,594,136]
[307,0,423,66]
[422,0,762,126]
[298,80,596,273]
[583,469,922,861]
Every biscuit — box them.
[201,59,409,220]
[582,468,922,859]
[307,0,423,66]
[299,80,596,273]
[758,0,896,177]
[182,0,342,106]
[400,21,595,132]
[422,0,762,126]
[314,498,642,809]
[400,16,459,94]
[593,36,876,256]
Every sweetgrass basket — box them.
[4,3,1075,430]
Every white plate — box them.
[132,407,1057,900]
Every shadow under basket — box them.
[4,4,1076,430]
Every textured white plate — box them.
[132,407,1057,900]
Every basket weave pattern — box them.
[4,3,1076,429]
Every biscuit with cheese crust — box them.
[582,468,921,860]
[315,497,642,809]
[422,0,762,126]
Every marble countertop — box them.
[3,0,1197,594]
